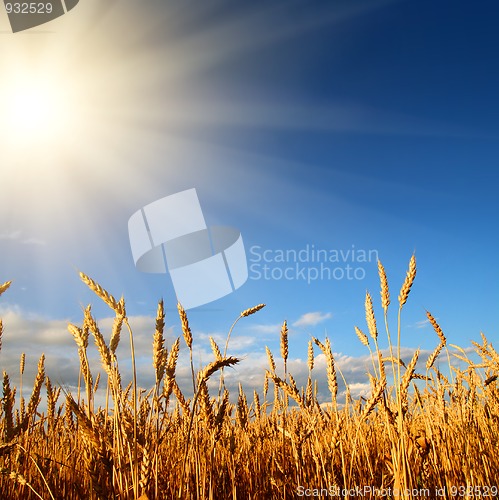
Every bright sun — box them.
[0,1,202,233]
[3,76,70,146]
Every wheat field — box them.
[0,256,498,499]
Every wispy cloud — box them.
[0,230,46,246]
[197,331,258,353]
[0,230,21,240]
[0,306,480,407]
[409,318,437,329]
[293,312,332,327]
[20,237,46,246]
[250,323,283,334]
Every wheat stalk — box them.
[177,302,195,395]
[198,357,240,384]
[1,468,44,500]
[25,354,45,422]
[85,308,113,375]
[177,302,192,350]
[280,320,289,365]
[365,292,378,341]
[209,337,222,362]
[241,303,266,317]
[152,300,167,384]
[355,326,369,347]
[400,348,420,411]
[378,260,390,311]
[398,254,416,308]
[0,280,12,297]
[360,378,386,420]
[2,372,14,442]
[236,383,249,429]
[109,298,125,354]
[426,310,447,345]
[79,272,125,315]
[307,340,314,371]
[266,346,276,373]
[266,371,305,410]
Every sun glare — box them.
[0,1,220,242]
[3,76,69,145]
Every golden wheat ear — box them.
[0,280,12,297]
[398,254,416,308]
[79,272,125,316]
[378,260,390,312]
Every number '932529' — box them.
[4,3,54,14]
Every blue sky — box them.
[0,0,498,401]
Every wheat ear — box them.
[398,254,416,308]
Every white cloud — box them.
[250,323,283,334]
[20,237,46,246]
[0,230,22,242]
[410,318,436,329]
[0,230,46,245]
[0,305,482,410]
[293,311,332,327]
[197,331,258,353]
